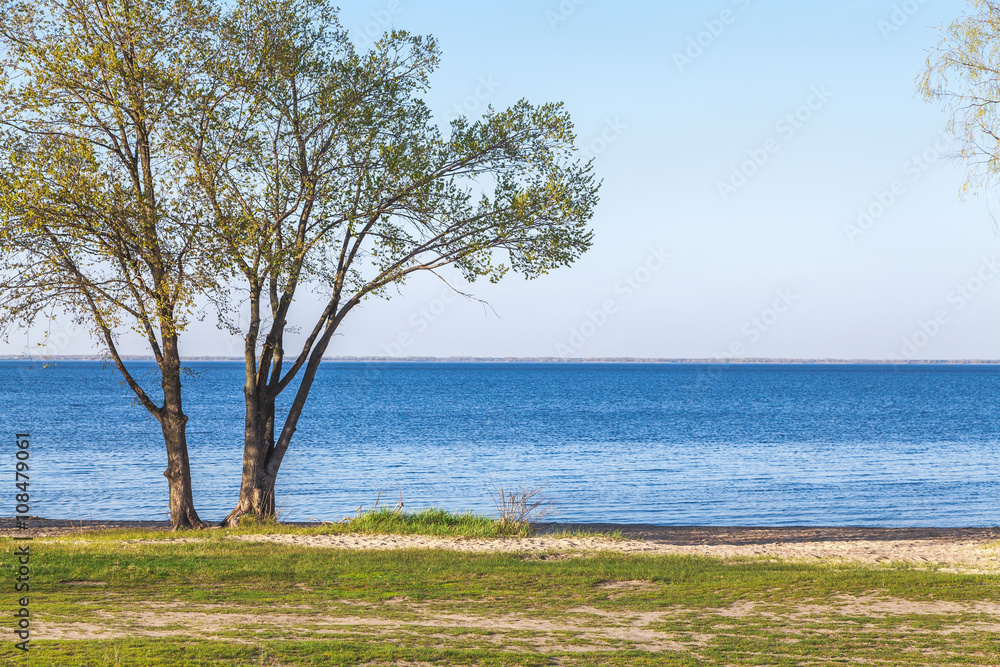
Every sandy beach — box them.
[5,519,998,571]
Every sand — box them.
[228,525,1000,571]
[3,519,998,571]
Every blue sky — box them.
[9,0,1000,360]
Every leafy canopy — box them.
[0,0,227,411]
[920,0,1000,196]
[183,0,598,402]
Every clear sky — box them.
[8,0,1000,360]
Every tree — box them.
[181,0,600,525]
[920,0,1000,195]
[0,0,221,527]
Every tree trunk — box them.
[221,385,278,526]
[223,299,351,527]
[159,338,207,529]
[161,411,206,529]
[221,466,277,526]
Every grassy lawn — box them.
[2,526,998,666]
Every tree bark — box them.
[223,302,355,527]
[160,337,207,529]
[221,387,278,526]
[161,410,206,529]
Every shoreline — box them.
[2,518,997,540]
[4,519,998,571]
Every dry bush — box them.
[487,478,554,532]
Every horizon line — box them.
[3,355,1000,365]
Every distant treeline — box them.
[3,356,1000,364]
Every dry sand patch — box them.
[6,519,998,569]
[225,529,1000,572]
[34,594,1000,653]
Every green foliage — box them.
[186,0,600,510]
[920,0,1000,195]
[0,0,598,398]
[189,0,599,366]
[0,0,228,411]
[0,0,600,522]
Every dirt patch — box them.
[786,595,1000,618]
[35,608,689,653]
[59,580,108,586]
[36,594,1000,653]
[598,580,657,591]
[383,596,409,606]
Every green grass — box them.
[2,535,998,665]
[55,508,551,542]
[47,507,628,543]
[303,506,535,538]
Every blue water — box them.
[1,361,998,526]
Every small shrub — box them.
[486,479,554,535]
